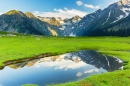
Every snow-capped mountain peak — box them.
[56,0,130,36]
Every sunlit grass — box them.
[0,36,130,67]
[22,84,38,86]
[0,36,130,86]
[56,70,130,86]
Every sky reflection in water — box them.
[0,50,123,86]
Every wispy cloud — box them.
[76,72,83,77]
[84,69,99,74]
[84,4,100,9]
[32,7,87,19]
[76,1,84,6]
[109,1,118,5]
[0,12,3,15]
[76,1,100,9]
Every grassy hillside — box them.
[0,36,130,86]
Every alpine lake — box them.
[0,50,123,86]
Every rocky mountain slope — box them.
[86,0,130,36]
[37,16,61,26]
[37,15,81,36]
[59,0,130,36]
[1,0,130,36]
[58,15,82,36]
[0,10,61,36]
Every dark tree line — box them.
[87,28,130,37]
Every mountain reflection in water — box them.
[0,50,123,86]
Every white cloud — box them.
[84,69,99,74]
[32,7,87,19]
[76,1,100,9]
[109,0,119,5]
[76,1,84,6]
[76,72,83,77]
[0,12,3,15]
[35,60,88,70]
[34,54,88,70]
[84,4,100,9]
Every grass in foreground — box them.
[56,70,130,86]
[22,84,38,86]
[0,36,130,86]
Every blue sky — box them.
[0,0,119,18]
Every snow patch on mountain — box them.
[112,6,130,23]
[70,33,76,37]
[112,15,124,23]
[121,7,130,17]
[73,19,81,23]
[101,11,111,26]
[59,26,66,30]
[60,21,66,25]
[90,15,95,18]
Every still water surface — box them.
[0,50,123,86]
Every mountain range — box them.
[0,0,130,36]
[0,10,61,36]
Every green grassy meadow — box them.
[0,35,130,86]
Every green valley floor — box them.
[0,36,130,86]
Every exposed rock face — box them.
[37,16,61,26]
[57,0,130,36]
[63,15,81,23]
[2,0,130,36]
[48,27,58,36]
[25,12,37,19]
[121,0,130,5]
[72,15,81,22]
[0,10,61,36]
[5,10,26,17]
